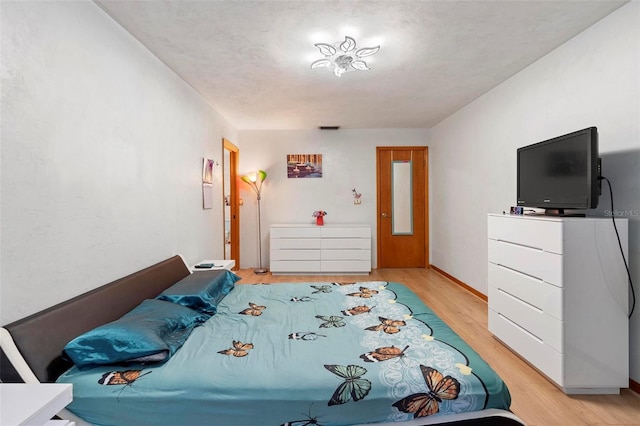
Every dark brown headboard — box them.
[1,255,190,383]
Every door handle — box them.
[381,212,392,218]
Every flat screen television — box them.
[517,127,600,216]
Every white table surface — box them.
[191,259,235,271]
[0,383,72,426]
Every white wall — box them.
[429,2,640,381]
[0,1,236,324]
[237,129,429,269]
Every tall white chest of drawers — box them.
[487,214,629,394]
[270,224,371,274]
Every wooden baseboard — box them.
[631,378,640,394]
[430,265,488,302]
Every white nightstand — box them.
[191,259,235,271]
[0,383,73,426]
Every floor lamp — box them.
[241,170,268,274]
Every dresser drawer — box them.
[270,226,321,238]
[321,249,371,261]
[270,260,321,273]
[271,238,321,250]
[489,309,563,385]
[270,224,371,275]
[321,227,370,238]
[270,249,320,261]
[321,238,371,250]
[488,215,563,254]
[321,260,371,273]
[489,285,563,353]
[488,263,563,320]
[488,239,563,286]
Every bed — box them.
[1,255,524,426]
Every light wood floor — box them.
[233,267,640,426]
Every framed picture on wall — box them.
[202,158,214,184]
[287,154,322,178]
[202,184,213,209]
[202,158,214,209]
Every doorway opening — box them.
[223,139,240,270]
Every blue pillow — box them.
[63,299,208,369]
[157,270,239,315]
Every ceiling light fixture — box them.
[311,36,380,77]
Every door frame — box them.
[375,146,429,268]
[223,138,240,270]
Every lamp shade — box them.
[241,170,267,185]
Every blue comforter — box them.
[58,281,511,425]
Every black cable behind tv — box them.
[600,176,635,319]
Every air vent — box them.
[319,126,340,130]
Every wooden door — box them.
[376,147,428,268]
[223,139,240,270]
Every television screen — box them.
[517,127,600,214]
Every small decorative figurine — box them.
[352,188,362,205]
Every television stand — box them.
[487,214,629,394]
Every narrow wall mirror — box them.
[392,160,413,235]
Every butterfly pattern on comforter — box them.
[313,282,503,419]
[222,281,501,419]
[58,281,511,426]
[392,365,461,417]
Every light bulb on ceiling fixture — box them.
[311,36,380,77]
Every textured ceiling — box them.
[96,0,627,130]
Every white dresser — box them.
[487,214,629,394]
[270,224,371,274]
